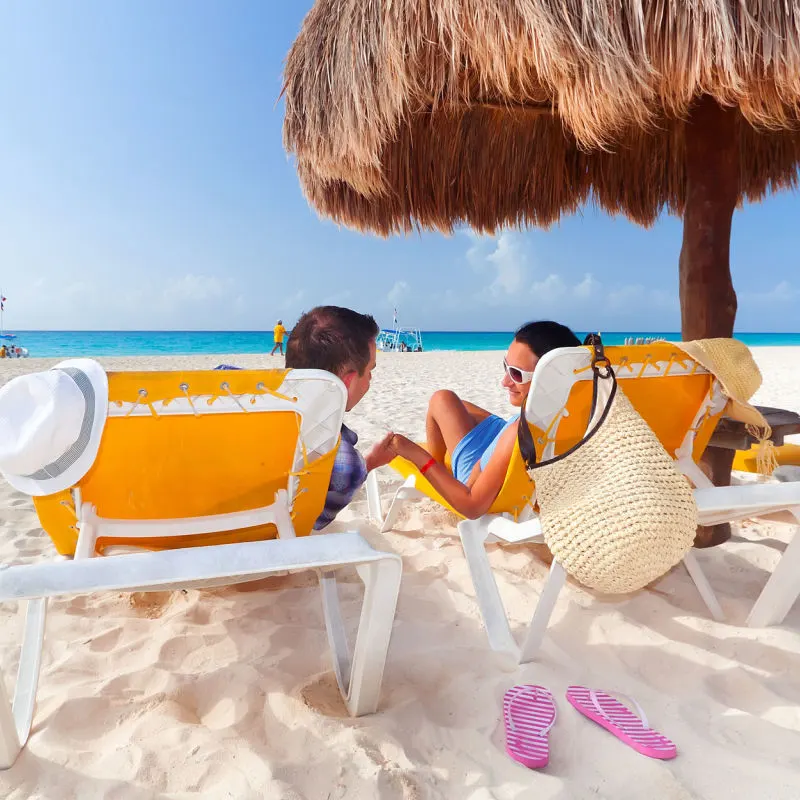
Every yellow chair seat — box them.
[390,441,535,520]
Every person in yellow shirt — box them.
[271,319,287,355]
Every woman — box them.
[380,320,580,519]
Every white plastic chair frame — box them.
[456,347,800,662]
[0,369,402,769]
[367,472,426,533]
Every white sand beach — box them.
[1,348,800,799]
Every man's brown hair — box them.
[285,306,379,376]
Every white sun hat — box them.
[0,359,109,496]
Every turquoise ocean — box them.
[7,330,800,358]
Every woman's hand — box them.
[389,426,516,519]
[389,434,418,461]
[389,434,436,469]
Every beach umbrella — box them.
[282,0,800,340]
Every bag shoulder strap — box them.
[518,334,617,471]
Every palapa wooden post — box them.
[679,96,739,340]
[679,96,740,547]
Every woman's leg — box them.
[425,390,487,463]
[462,400,494,423]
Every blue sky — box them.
[1,1,798,333]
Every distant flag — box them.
[0,296,5,311]
[393,307,398,327]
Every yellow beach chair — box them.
[0,367,401,769]
[734,442,800,473]
[366,438,534,531]
[453,343,800,662]
[367,343,713,530]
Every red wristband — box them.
[420,457,437,475]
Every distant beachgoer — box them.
[0,346,6,358]
[285,305,395,529]
[381,321,581,519]
[271,320,287,355]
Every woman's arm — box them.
[390,425,517,519]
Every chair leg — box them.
[319,557,402,716]
[380,477,420,533]
[0,597,47,769]
[0,674,19,770]
[683,550,725,622]
[365,471,384,527]
[319,571,352,696]
[458,519,518,658]
[747,507,800,627]
[519,561,566,664]
[75,503,99,560]
[379,497,403,534]
[340,557,402,716]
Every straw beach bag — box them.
[518,335,697,594]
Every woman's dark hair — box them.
[514,320,581,358]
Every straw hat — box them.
[0,359,108,495]
[671,338,765,430]
[671,338,778,474]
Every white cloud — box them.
[464,229,489,271]
[464,231,529,305]
[741,280,799,305]
[467,230,597,308]
[323,289,352,305]
[531,273,567,302]
[442,288,460,310]
[529,272,604,317]
[573,273,601,301]
[387,280,410,306]
[283,288,306,308]
[162,273,224,306]
[8,270,246,330]
[607,283,677,312]
[486,233,526,296]
[457,230,678,329]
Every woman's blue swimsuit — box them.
[451,414,519,483]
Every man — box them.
[285,305,395,529]
[270,319,287,356]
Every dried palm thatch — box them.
[283,0,800,234]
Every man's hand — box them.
[364,431,397,472]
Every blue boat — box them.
[376,327,424,353]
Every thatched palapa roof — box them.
[283,0,800,234]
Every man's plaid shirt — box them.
[314,424,367,530]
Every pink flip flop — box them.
[503,684,557,769]
[566,686,677,760]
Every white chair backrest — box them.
[526,346,727,474]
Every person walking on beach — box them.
[271,319,287,355]
[285,306,395,529]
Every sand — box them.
[1,347,799,799]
